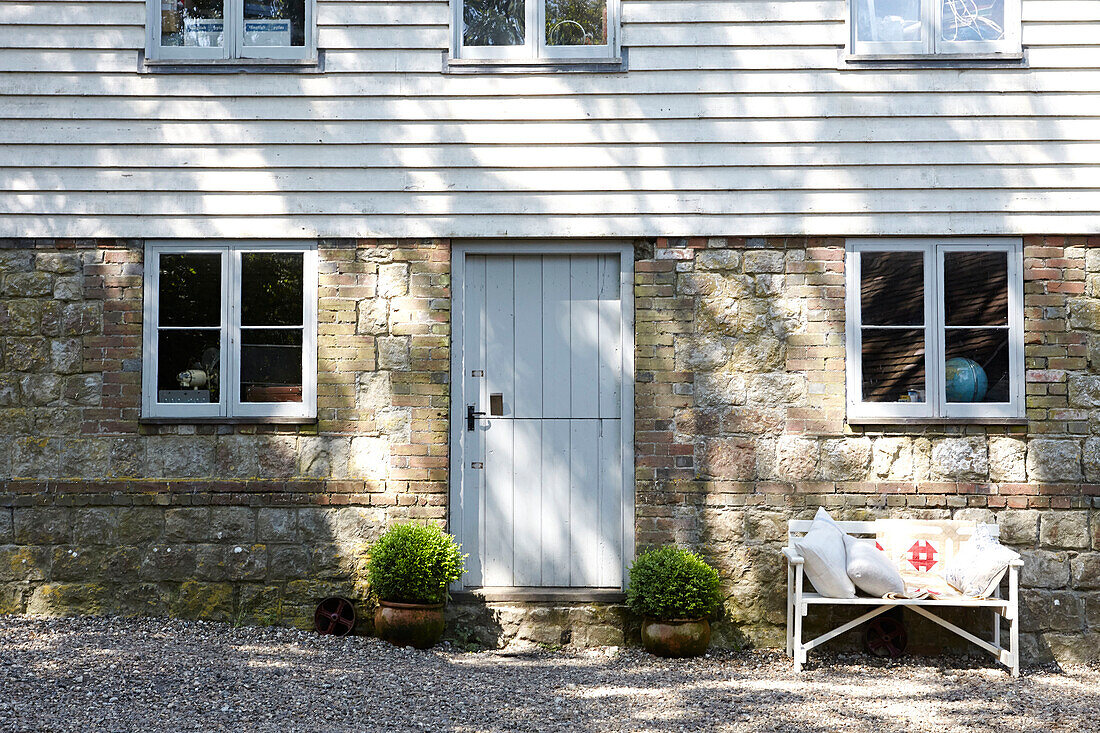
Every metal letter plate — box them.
[489,393,504,415]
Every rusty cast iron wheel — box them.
[641,618,711,658]
[314,597,357,636]
[865,616,908,658]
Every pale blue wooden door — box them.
[462,254,624,588]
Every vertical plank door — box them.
[463,253,624,588]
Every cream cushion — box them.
[944,524,1020,598]
[792,508,856,599]
[843,533,905,597]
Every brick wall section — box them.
[635,236,1100,661]
[0,238,450,627]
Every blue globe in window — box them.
[944,357,988,403]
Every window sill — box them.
[444,53,626,74]
[141,52,323,74]
[139,416,318,425]
[847,416,1027,427]
[453,587,626,603]
[839,50,1026,70]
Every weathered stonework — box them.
[3,235,1100,663]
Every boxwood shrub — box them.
[367,523,466,605]
[626,546,721,621]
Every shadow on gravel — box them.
[1,617,1098,733]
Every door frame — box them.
[448,240,636,591]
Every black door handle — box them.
[467,404,486,431]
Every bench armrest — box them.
[782,546,804,565]
[1008,558,1024,568]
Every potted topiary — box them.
[627,546,722,658]
[367,523,466,649]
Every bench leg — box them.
[792,567,804,672]
[1009,566,1020,677]
[786,563,794,658]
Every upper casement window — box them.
[147,0,316,61]
[845,239,1024,423]
[142,241,318,421]
[452,0,619,60]
[850,0,1020,57]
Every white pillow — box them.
[792,508,856,599]
[944,524,1020,598]
[843,533,905,597]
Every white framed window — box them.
[147,0,316,61]
[849,0,1020,56]
[453,0,619,60]
[142,241,318,420]
[845,239,1023,422]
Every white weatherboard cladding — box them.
[453,248,629,589]
[3,0,1100,236]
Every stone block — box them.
[53,275,83,301]
[170,580,234,622]
[299,436,349,479]
[1041,632,1100,664]
[257,509,296,542]
[358,371,392,412]
[997,509,1040,545]
[13,508,69,544]
[3,271,53,298]
[0,377,19,407]
[62,374,101,406]
[140,545,199,582]
[377,406,412,443]
[698,437,756,480]
[2,300,40,335]
[51,546,141,582]
[1083,437,1100,482]
[311,545,354,579]
[820,438,871,481]
[930,437,988,481]
[147,436,215,478]
[49,338,84,373]
[693,372,746,407]
[1020,590,1084,633]
[377,263,408,298]
[39,301,61,336]
[694,250,741,271]
[349,436,388,479]
[35,253,82,274]
[1068,374,1100,407]
[1086,593,1100,628]
[1071,553,1100,589]
[334,507,382,545]
[215,435,260,478]
[257,435,298,477]
[0,510,11,543]
[0,545,51,581]
[164,508,212,542]
[988,436,1027,482]
[108,437,145,477]
[26,583,110,617]
[224,544,267,582]
[113,583,170,618]
[728,336,784,371]
[356,298,389,335]
[377,336,410,370]
[743,250,785,274]
[60,302,101,336]
[238,584,285,626]
[18,374,62,406]
[675,335,731,371]
[1040,512,1090,549]
[1027,439,1083,482]
[0,584,23,615]
[72,508,118,545]
[0,251,34,272]
[1020,549,1071,588]
[11,437,60,478]
[5,337,48,371]
[59,438,109,478]
[744,511,786,542]
[297,508,338,544]
[775,436,819,480]
[117,507,163,544]
[745,373,806,406]
[268,546,310,580]
[32,407,79,436]
[209,507,255,543]
[871,437,914,480]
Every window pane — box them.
[160,253,221,327]
[944,251,1007,326]
[546,0,607,46]
[243,0,305,46]
[241,329,303,403]
[854,0,922,43]
[463,0,525,46]
[941,0,1004,41]
[861,328,926,402]
[162,0,225,47]
[157,329,220,403]
[241,252,304,327]
[945,329,1009,403]
[860,251,924,326]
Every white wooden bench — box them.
[783,519,1022,676]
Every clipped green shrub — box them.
[626,546,722,621]
[367,523,466,605]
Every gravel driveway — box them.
[0,616,1096,733]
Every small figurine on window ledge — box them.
[177,368,208,389]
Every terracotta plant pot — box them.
[374,600,446,649]
[641,617,711,658]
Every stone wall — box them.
[634,236,1100,661]
[0,238,451,628]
